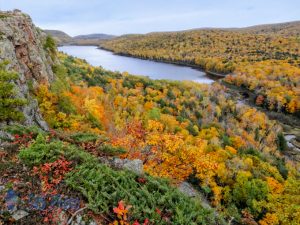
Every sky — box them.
[0,0,299,36]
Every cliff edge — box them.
[0,10,56,132]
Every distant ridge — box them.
[44,30,117,45]
[230,20,300,36]
[73,33,116,40]
[44,30,73,45]
[143,20,300,36]
[44,20,300,46]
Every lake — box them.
[58,46,214,84]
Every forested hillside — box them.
[101,24,300,116]
[0,11,299,225]
[29,52,299,224]
[101,26,299,74]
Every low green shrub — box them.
[18,134,96,166]
[239,148,263,159]
[18,133,225,224]
[226,174,268,218]
[0,61,27,123]
[68,132,102,143]
[277,133,288,152]
[4,124,43,138]
[66,162,224,225]
[98,144,127,156]
[43,35,56,60]
[274,158,289,179]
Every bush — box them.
[18,133,224,224]
[4,124,43,138]
[221,134,232,148]
[98,144,127,156]
[0,61,26,123]
[147,107,161,120]
[277,133,288,152]
[66,161,224,225]
[57,95,76,114]
[43,35,56,60]
[18,134,96,166]
[231,173,268,217]
[1,125,44,146]
[69,132,102,143]
[274,158,288,179]
[239,148,264,160]
[187,123,199,136]
[86,113,103,129]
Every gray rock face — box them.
[0,10,55,131]
[119,158,144,175]
[178,182,199,198]
[100,157,144,175]
[178,182,212,210]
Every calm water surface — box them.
[58,46,214,84]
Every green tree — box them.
[0,61,26,123]
[231,172,268,217]
[277,133,288,152]
[147,107,161,120]
[43,35,57,60]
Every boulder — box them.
[178,182,212,210]
[178,182,198,198]
[100,157,144,175]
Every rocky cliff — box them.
[0,10,55,131]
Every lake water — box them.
[58,46,214,84]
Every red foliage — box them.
[155,208,161,215]
[136,177,147,184]
[133,218,149,225]
[126,121,146,141]
[12,133,34,147]
[33,157,72,194]
[110,200,150,225]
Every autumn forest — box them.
[101,26,300,116]
[0,7,299,225]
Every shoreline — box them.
[58,43,223,82]
[98,46,228,79]
[58,44,300,155]
[59,44,228,79]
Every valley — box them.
[58,45,214,83]
[0,8,299,225]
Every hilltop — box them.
[44,30,116,46]
[72,33,116,46]
[139,20,300,36]
[101,20,300,118]
[73,33,116,40]
[234,20,300,36]
[44,20,300,46]
[44,29,73,45]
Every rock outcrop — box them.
[0,10,55,131]
[99,157,144,175]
